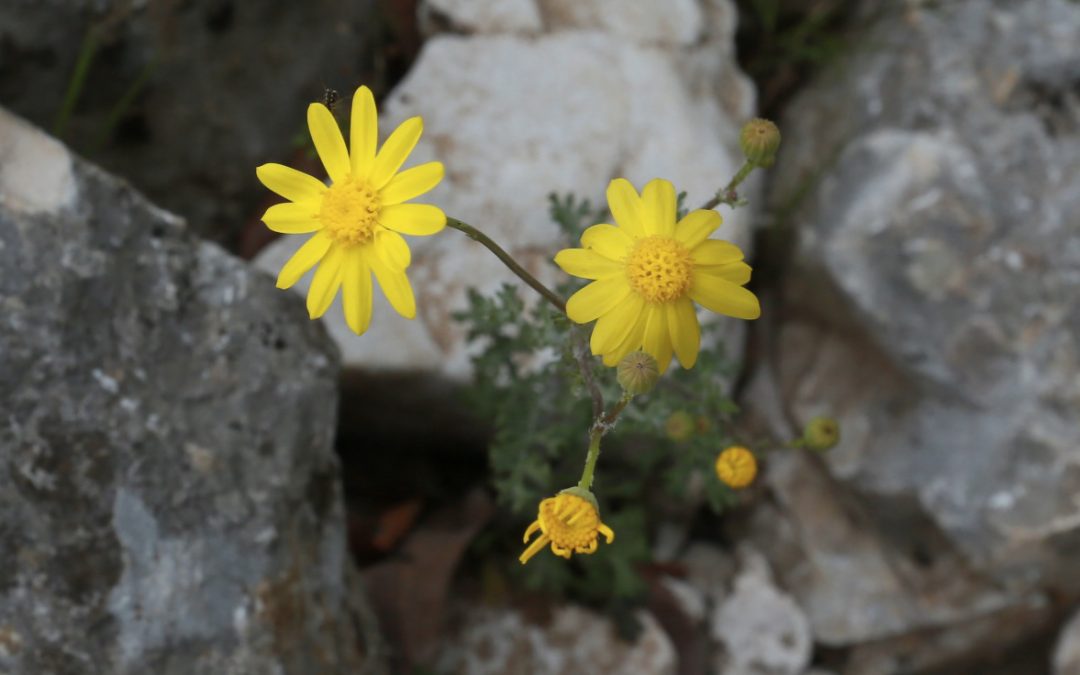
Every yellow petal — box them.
[642,305,674,374]
[667,297,700,369]
[603,308,648,366]
[350,85,378,178]
[375,229,411,269]
[380,161,443,206]
[590,294,645,357]
[553,248,622,280]
[641,178,676,236]
[276,231,332,289]
[581,224,633,261]
[306,244,347,319]
[606,178,645,237]
[675,209,722,248]
[699,260,752,285]
[379,203,446,236]
[565,276,631,324]
[307,103,350,184]
[341,249,373,335]
[371,255,416,319]
[370,116,423,189]
[519,533,551,565]
[523,520,541,543]
[690,270,761,319]
[692,239,745,266]
[261,201,323,234]
[256,163,327,203]
[598,523,614,543]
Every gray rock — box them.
[1056,609,1080,675]
[751,0,1080,652]
[0,108,378,674]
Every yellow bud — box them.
[801,416,840,452]
[617,350,659,395]
[739,118,781,167]
[715,446,757,489]
[558,485,600,513]
[665,411,695,443]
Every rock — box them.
[0,108,378,674]
[1055,610,1080,675]
[754,0,1080,640]
[435,604,676,675]
[256,0,758,377]
[421,0,543,34]
[0,1,380,244]
[710,548,812,675]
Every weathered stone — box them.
[1055,610,1080,675]
[421,0,543,34]
[257,0,758,377]
[752,0,1080,647]
[435,604,676,675]
[0,108,377,674]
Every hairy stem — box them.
[701,161,756,211]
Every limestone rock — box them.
[1056,610,1080,675]
[257,0,757,377]
[435,604,676,675]
[0,108,377,674]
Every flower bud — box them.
[739,118,781,167]
[665,411,695,443]
[617,350,659,395]
[558,485,599,513]
[801,416,840,452]
[715,446,757,489]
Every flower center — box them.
[538,495,600,549]
[625,235,693,304]
[319,177,381,247]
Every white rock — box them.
[539,0,705,45]
[0,107,77,214]
[1055,610,1080,675]
[423,0,543,34]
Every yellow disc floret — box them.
[319,177,381,247]
[625,235,694,304]
[715,445,757,489]
[519,491,615,564]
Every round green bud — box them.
[739,118,781,167]
[665,411,695,443]
[802,416,840,452]
[617,350,659,395]
[558,486,600,513]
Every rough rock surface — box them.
[750,0,1080,654]
[256,0,758,376]
[0,0,379,245]
[434,604,676,675]
[1055,610,1080,675]
[0,108,377,674]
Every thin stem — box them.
[92,56,158,152]
[578,429,603,490]
[54,26,100,138]
[446,217,567,315]
[701,160,756,211]
[573,326,604,419]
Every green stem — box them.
[578,429,603,490]
[54,26,99,139]
[446,217,567,315]
[701,160,756,211]
[92,56,158,152]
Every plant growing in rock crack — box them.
[255,85,784,597]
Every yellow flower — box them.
[519,490,615,564]
[715,445,757,489]
[255,85,445,334]
[554,178,759,373]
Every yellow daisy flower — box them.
[715,445,757,489]
[255,85,446,335]
[554,178,759,372]
[519,490,615,564]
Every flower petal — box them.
[675,209,722,248]
[374,229,411,269]
[581,224,633,261]
[699,260,752,285]
[566,276,632,324]
[553,248,622,280]
[306,244,347,319]
[371,255,416,319]
[379,203,446,236]
[667,297,700,369]
[256,163,327,203]
[370,116,423,189]
[642,305,674,374]
[590,294,645,357]
[307,103,350,184]
[603,307,648,367]
[261,200,322,234]
[350,85,378,178]
[380,161,443,206]
[641,178,676,236]
[276,231,332,289]
[606,178,645,237]
[341,249,373,335]
[692,239,745,266]
[690,270,761,319]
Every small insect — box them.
[321,87,340,112]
